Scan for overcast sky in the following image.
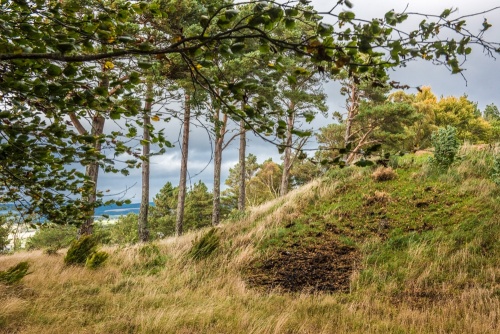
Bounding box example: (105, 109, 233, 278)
(99, 0, 500, 202)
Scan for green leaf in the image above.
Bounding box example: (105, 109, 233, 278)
(63, 64, 78, 77)
(137, 61, 153, 69)
(230, 42, 246, 54)
(354, 160, 374, 167)
(440, 9, 452, 18)
(224, 9, 239, 20)
(267, 7, 283, 21)
(285, 18, 295, 29)
(339, 11, 355, 21)
(129, 71, 141, 84)
(285, 8, 299, 17)
(95, 86, 108, 97)
(317, 23, 333, 37)
(46, 64, 63, 77)
(110, 110, 120, 120)
(56, 42, 74, 53)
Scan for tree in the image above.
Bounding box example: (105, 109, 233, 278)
(435, 95, 491, 143)
(273, 56, 327, 196)
(315, 123, 347, 169)
(150, 180, 212, 235)
(1, 0, 499, 226)
(175, 92, 192, 236)
(431, 126, 460, 169)
(184, 181, 213, 230)
(326, 76, 417, 164)
(246, 159, 282, 206)
(223, 154, 260, 210)
(484, 104, 500, 122)
(389, 86, 439, 151)
(138, 79, 154, 242)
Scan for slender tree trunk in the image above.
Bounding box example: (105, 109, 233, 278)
(138, 80, 153, 242)
(212, 110, 227, 226)
(238, 114, 246, 211)
(175, 92, 191, 236)
(79, 115, 105, 236)
(78, 66, 109, 236)
(280, 107, 295, 197)
(344, 78, 359, 159)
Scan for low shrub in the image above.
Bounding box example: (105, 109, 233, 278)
(430, 126, 460, 169)
(492, 155, 500, 186)
(0, 261, 30, 285)
(26, 224, 77, 251)
(188, 228, 220, 260)
(64, 235, 98, 266)
(85, 251, 109, 269)
(371, 167, 397, 182)
(0, 221, 9, 253)
(135, 244, 166, 275)
(107, 214, 138, 245)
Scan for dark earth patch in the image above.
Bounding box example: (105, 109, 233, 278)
(247, 234, 359, 293)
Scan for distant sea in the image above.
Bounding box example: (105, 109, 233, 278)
(94, 202, 154, 220)
(0, 202, 154, 221)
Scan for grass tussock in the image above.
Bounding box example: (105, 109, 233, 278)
(371, 166, 398, 182)
(1, 147, 500, 333)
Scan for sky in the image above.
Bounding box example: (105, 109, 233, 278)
(98, 0, 500, 203)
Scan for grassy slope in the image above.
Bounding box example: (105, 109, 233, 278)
(1, 146, 500, 334)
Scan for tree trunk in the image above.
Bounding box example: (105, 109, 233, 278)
(79, 114, 105, 236)
(344, 78, 359, 160)
(78, 66, 109, 236)
(280, 108, 294, 197)
(212, 110, 227, 226)
(138, 80, 153, 242)
(175, 92, 191, 236)
(238, 117, 246, 211)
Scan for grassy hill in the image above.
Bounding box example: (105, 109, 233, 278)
(1, 145, 500, 333)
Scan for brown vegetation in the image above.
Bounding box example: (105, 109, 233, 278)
(371, 166, 398, 182)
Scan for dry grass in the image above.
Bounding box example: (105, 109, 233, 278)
(371, 166, 398, 182)
(2, 223, 499, 333)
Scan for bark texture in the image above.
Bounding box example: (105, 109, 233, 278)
(280, 106, 295, 197)
(238, 119, 246, 211)
(175, 93, 191, 236)
(138, 80, 153, 242)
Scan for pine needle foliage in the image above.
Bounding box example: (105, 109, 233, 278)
(430, 126, 460, 169)
(0, 261, 30, 285)
(188, 228, 220, 260)
(85, 251, 109, 269)
(64, 235, 98, 266)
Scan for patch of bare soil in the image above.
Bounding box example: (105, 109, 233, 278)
(247, 234, 359, 293)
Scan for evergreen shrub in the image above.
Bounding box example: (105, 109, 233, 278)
(64, 235, 98, 265)
(430, 126, 460, 169)
(85, 251, 109, 269)
(0, 261, 30, 285)
(188, 228, 220, 260)
(492, 155, 500, 186)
